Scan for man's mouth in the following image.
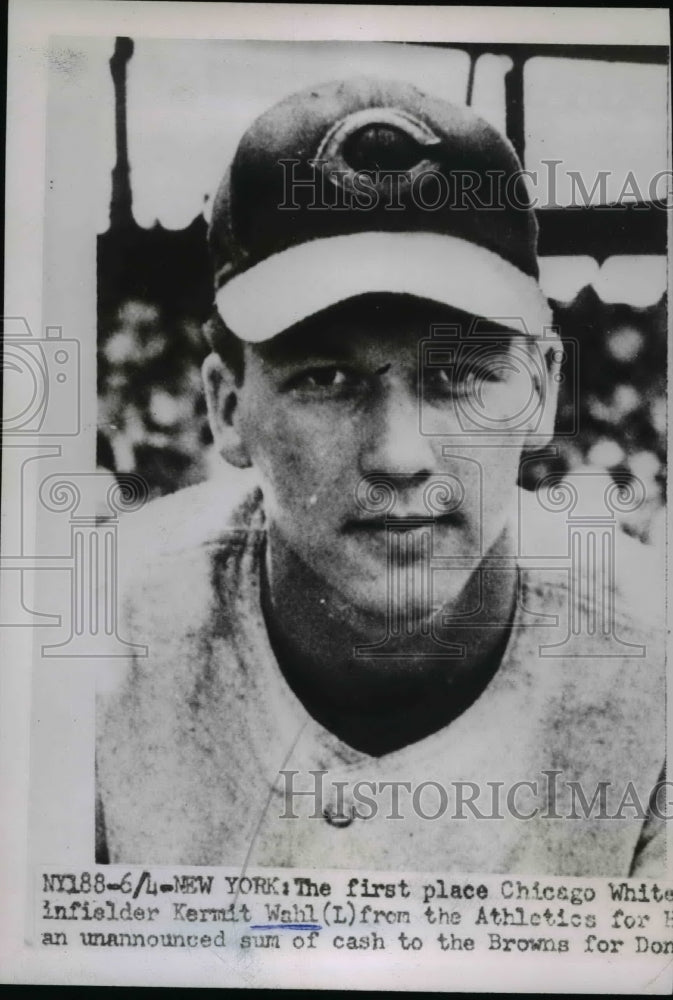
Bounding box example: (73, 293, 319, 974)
(345, 512, 461, 533)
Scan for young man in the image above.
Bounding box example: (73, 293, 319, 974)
(97, 77, 665, 874)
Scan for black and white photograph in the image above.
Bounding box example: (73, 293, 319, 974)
(1, 2, 671, 991)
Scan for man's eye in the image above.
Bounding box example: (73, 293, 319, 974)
(427, 351, 510, 395)
(285, 366, 364, 393)
(307, 367, 347, 388)
(428, 364, 497, 394)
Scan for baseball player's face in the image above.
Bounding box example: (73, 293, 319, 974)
(225, 297, 552, 618)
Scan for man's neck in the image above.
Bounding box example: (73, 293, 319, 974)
(261, 526, 519, 756)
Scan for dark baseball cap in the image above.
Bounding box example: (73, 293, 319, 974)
(208, 76, 552, 343)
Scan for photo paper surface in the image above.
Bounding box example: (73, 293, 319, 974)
(2, 2, 671, 990)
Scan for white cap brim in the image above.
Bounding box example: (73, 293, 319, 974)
(215, 231, 552, 342)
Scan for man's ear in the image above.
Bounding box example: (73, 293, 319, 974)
(523, 333, 563, 453)
(202, 352, 252, 469)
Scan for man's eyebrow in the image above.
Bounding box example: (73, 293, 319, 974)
(253, 310, 522, 367)
(430, 321, 519, 341)
(255, 329, 358, 366)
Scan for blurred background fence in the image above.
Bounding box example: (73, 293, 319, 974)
(97, 39, 668, 545)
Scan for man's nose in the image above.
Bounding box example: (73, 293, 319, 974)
(359, 383, 435, 478)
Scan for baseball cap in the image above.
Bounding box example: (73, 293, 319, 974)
(208, 76, 553, 343)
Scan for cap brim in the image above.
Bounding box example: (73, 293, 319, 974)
(215, 231, 552, 343)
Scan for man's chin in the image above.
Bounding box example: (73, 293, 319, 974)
(326, 570, 468, 628)
(276, 534, 471, 622)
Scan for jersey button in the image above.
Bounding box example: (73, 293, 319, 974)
(323, 800, 356, 827)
